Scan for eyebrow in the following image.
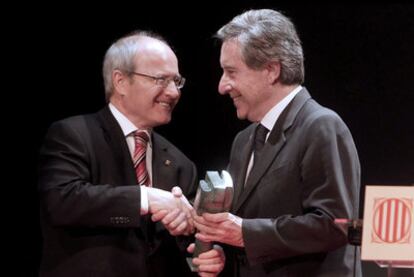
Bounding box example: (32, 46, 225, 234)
(223, 66, 237, 71)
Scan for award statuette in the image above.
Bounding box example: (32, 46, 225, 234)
(187, 170, 233, 271)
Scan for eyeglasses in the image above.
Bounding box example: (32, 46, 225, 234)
(128, 71, 186, 89)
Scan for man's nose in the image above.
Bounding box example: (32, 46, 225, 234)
(218, 75, 231, 95)
(164, 81, 181, 98)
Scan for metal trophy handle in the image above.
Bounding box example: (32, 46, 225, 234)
(187, 170, 233, 272)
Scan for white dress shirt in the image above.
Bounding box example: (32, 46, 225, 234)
(109, 103, 152, 214)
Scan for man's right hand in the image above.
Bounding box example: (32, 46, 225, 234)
(148, 186, 194, 235)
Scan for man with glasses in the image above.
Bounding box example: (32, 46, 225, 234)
(38, 31, 224, 277)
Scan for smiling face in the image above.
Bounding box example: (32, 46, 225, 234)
(111, 37, 181, 129)
(218, 39, 277, 122)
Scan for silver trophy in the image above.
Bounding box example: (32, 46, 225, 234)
(187, 170, 233, 271)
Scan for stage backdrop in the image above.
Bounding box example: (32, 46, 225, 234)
(22, 2, 413, 277)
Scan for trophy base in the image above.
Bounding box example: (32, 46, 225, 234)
(186, 257, 198, 272)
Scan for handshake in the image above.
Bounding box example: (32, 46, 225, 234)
(147, 171, 234, 275)
(148, 185, 196, 236)
(148, 171, 233, 237)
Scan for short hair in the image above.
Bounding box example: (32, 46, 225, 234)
(102, 30, 169, 102)
(216, 9, 304, 85)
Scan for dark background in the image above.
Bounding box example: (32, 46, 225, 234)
(22, 2, 414, 276)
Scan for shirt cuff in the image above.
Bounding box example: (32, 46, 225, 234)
(140, 186, 149, 215)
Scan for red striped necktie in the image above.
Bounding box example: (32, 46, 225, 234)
(133, 130, 151, 186)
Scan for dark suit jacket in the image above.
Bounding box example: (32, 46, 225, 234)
(38, 106, 197, 277)
(223, 88, 361, 277)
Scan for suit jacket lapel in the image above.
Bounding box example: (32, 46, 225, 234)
(234, 88, 311, 212)
(232, 127, 255, 210)
(151, 133, 176, 190)
(96, 106, 137, 186)
(149, 133, 183, 247)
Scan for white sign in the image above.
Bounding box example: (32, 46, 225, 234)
(361, 185, 414, 266)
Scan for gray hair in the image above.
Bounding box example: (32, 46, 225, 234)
(102, 31, 169, 102)
(216, 9, 304, 85)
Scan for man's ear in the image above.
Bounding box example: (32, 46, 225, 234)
(112, 69, 128, 96)
(265, 61, 281, 84)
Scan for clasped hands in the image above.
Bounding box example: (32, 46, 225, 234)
(148, 186, 195, 235)
(148, 186, 244, 247)
(148, 186, 232, 276)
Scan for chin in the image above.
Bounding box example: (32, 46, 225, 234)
(147, 116, 171, 128)
(236, 110, 247, 120)
(158, 116, 172, 126)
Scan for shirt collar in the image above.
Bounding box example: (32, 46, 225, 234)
(261, 85, 302, 131)
(108, 103, 151, 140)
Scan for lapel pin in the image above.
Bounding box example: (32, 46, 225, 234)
(164, 159, 171, 166)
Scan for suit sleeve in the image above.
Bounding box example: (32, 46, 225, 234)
(38, 120, 142, 228)
(242, 112, 360, 265)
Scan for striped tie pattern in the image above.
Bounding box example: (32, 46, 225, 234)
(133, 130, 150, 186)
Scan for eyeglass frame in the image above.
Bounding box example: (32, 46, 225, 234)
(127, 71, 186, 89)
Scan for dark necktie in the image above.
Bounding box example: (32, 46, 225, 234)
(254, 124, 269, 163)
(254, 124, 268, 151)
(243, 124, 269, 189)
